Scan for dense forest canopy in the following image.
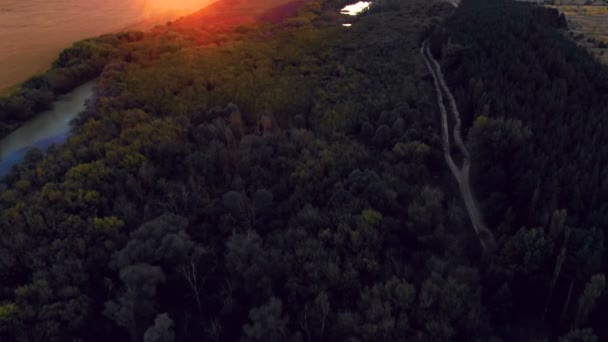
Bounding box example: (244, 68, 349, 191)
(434, 0, 608, 338)
(0, 0, 608, 340)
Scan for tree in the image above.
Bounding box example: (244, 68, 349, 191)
(305, 291, 330, 341)
(360, 122, 374, 142)
(575, 274, 605, 328)
(559, 328, 598, 342)
(357, 277, 416, 340)
(416, 260, 486, 340)
(113, 214, 193, 270)
(372, 125, 392, 148)
(407, 186, 444, 233)
(242, 297, 289, 342)
(225, 230, 276, 298)
(144, 313, 175, 342)
(223, 191, 254, 230)
(468, 116, 531, 162)
(105, 264, 166, 342)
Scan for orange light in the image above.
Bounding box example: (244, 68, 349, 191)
(138, 0, 212, 16)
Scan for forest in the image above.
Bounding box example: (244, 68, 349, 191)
(0, 0, 607, 340)
(433, 0, 608, 339)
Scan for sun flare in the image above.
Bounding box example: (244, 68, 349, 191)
(139, 0, 212, 15)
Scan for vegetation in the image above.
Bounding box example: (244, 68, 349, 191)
(557, 4, 608, 64)
(1, 0, 608, 340)
(0, 34, 133, 137)
(433, 0, 608, 338)
(0, 0, 305, 139)
(0, 0, 474, 340)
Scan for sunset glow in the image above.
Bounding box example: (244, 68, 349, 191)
(139, 0, 212, 16)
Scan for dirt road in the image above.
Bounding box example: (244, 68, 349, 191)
(421, 40, 497, 251)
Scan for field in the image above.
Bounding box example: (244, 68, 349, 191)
(555, 4, 608, 64)
(554, 0, 607, 4)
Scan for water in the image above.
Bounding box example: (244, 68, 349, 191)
(340, 1, 371, 16)
(341, 1, 371, 27)
(0, 81, 95, 175)
(0, 0, 210, 90)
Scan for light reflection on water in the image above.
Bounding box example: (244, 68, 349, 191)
(341, 1, 371, 27)
(340, 1, 371, 16)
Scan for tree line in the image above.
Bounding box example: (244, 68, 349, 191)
(0, 0, 605, 340)
(433, 0, 608, 339)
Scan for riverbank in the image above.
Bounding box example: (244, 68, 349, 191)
(0, 81, 95, 175)
(0, 0, 317, 145)
(0, 2, 219, 140)
(0, 11, 174, 92)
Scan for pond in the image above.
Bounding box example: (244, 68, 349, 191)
(0, 81, 95, 175)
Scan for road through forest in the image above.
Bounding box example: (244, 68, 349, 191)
(421, 40, 497, 251)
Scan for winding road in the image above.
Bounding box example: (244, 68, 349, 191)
(421, 40, 497, 252)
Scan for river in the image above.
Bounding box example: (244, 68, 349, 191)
(0, 0, 211, 91)
(0, 0, 361, 175)
(0, 81, 95, 175)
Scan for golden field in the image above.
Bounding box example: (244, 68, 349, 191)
(556, 5, 608, 64)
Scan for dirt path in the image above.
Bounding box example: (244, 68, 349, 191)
(421, 40, 497, 252)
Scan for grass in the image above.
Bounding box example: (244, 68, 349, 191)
(554, 0, 608, 5)
(554, 5, 608, 64)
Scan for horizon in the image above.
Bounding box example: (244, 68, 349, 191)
(0, 0, 216, 92)
(2, 0, 608, 340)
